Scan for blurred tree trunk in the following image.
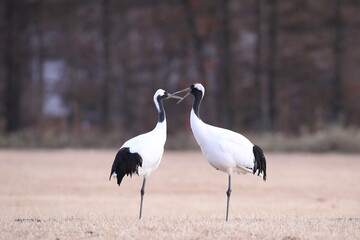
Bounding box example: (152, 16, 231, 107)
(219, 0, 235, 129)
(34, 0, 45, 133)
(101, 0, 111, 132)
(265, 0, 278, 131)
(332, 0, 343, 123)
(181, 0, 205, 78)
(118, 13, 137, 134)
(4, 0, 22, 133)
(181, 0, 216, 123)
(123, 79, 137, 134)
(64, 0, 80, 135)
(254, 0, 265, 130)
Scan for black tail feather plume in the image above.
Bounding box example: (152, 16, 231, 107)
(109, 147, 143, 186)
(253, 145, 267, 181)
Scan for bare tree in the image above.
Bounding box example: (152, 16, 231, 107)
(101, 0, 112, 132)
(254, 0, 265, 130)
(33, 0, 45, 132)
(219, 0, 235, 129)
(265, 0, 278, 131)
(332, 0, 343, 123)
(181, 0, 205, 78)
(4, 0, 22, 133)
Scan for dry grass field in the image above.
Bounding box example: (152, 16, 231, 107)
(0, 150, 359, 239)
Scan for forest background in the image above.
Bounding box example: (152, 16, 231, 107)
(1, 0, 359, 151)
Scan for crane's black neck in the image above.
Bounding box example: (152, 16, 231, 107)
(192, 89, 203, 119)
(156, 96, 166, 123)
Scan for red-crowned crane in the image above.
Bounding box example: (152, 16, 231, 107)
(109, 89, 181, 219)
(174, 83, 267, 221)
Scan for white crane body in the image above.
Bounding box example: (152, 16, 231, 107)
(191, 109, 254, 174)
(121, 121, 166, 177)
(174, 83, 266, 221)
(109, 89, 180, 219)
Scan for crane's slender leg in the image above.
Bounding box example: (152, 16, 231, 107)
(139, 177, 146, 219)
(226, 174, 232, 221)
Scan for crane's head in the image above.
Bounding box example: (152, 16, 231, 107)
(173, 83, 205, 104)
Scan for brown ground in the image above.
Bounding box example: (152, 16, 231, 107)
(0, 150, 359, 239)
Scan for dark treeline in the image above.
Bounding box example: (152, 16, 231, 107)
(0, 0, 359, 139)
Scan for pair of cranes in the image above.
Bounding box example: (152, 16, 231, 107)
(109, 83, 267, 221)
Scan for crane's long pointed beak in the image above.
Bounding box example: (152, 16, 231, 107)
(166, 93, 182, 100)
(172, 87, 190, 95)
(176, 91, 190, 104)
(171, 87, 192, 104)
